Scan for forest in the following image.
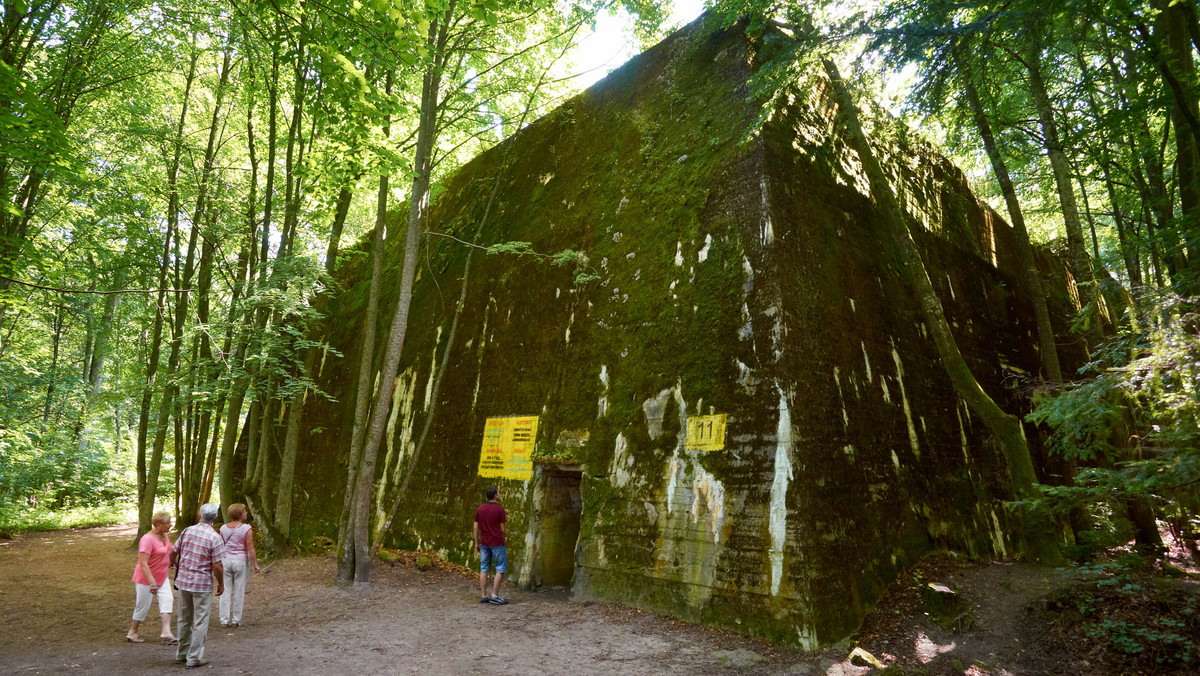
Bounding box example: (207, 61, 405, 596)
(1, 0, 1198, 668)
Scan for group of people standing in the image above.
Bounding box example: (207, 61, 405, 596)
(126, 503, 260, 669)
(124, 487, 507, 668)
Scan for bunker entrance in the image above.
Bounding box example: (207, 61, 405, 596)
(536, 467, 582, 587)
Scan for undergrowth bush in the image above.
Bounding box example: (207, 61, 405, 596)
(1028, 294, 1200, 546)
(1061, 557, 1199, 667)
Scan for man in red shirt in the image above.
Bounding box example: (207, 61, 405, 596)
(473, 486, 508, 604)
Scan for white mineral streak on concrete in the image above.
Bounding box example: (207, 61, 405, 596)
(665, 382, 688, 515)
(742, 256, 755, 292)
(861, 342, 873, 382)
(698, 234, 712, 262)
(735, 359, 753, 389)
(760, 177, 774, 246)
(610, 433, 631, 487)
(470, 307, 490, 414)
(956, 405, 969, 459)
(423, 326, 442, 410)
(946, 273, 956, 301)
(690, 465, 726, 543)
(767, 305, 784, 360)
(881, 377, 892, 404)
(565, 310, 574, 345)
(892, 348, 919, 458)
(665, 451, 682, 515)
(891, 449, 901, 468)
(849, 298, 856, 312)
(518, 473, 544, 583)
(383, 371, 410, 474)
(834, 367, 848, 428)
(644, 501, 657, 520)
(990, 509, 1008, 557)
(521, 528, 537, 581)
(769, 388, 793, 596)
(675, 241, 684, 266)
(739, 303, 754, 340)
(597, 365, 609, 418)
(643, 388, 673, 439)
(378, 370, 416, 520)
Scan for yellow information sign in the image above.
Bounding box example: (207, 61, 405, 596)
(477, 415, 538, 481)
(686, 414, 727, 452)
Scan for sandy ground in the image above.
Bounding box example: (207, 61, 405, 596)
(2, 523, 1191, 674)
(0, 524, 817, 675)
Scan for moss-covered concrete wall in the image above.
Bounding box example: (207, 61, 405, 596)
(290, 15, 1079, 647)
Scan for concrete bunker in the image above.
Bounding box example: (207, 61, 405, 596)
(290, 14, 1084, 647)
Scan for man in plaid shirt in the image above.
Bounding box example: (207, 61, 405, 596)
(170, 503, 225, 669)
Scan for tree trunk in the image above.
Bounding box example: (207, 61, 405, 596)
(960, 60, 1063, 382)
(1025, 30, 1105, 347)
(336, 178, 387, 584)
(346, 14, 457, 585)
(822, 59, 1061, 563)
(369, 57, 556, 556)
(135, 48, 197, 542)
(337, 71, 395, 585)
(1152, 0, 1200, 287)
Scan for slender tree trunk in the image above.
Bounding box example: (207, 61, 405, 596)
(76, 272, 123, 452)
(335, 188, 385, 584)
(181, 233, 216, 525)
(347, 13, 457, 585)
(960, 62, 1063, 382)
(823, 59, 1060, 562)
(368, 45, 566, 554)
(1025, 27, 1104, 346)
(135, 48, 197, 542)
(337, 72, 394, 585)
(1153, 0, 1200, 286)
(41, 302, 63, 429)
(219, 88, 260, 512)
(140, 43, 231, 537)
(277, 184, 352, 544)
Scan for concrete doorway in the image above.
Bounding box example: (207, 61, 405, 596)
(535, 467, 582, 587)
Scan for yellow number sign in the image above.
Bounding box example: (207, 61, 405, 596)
(477, 415, 538, 481)
(686, 414, 727, 452)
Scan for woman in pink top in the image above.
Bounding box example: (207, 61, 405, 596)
(127, 511, 175, 643)
(219, 503, 260, 627)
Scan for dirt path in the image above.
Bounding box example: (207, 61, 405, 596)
(0, 524, 816, 675)
(0, 524, 1176, 675)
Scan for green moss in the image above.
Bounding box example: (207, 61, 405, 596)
(289, 14, 1071, 651)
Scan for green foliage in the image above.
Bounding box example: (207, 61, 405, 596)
(485, 241, 601, 285)
(0, 426, 138, 512)
(1028, 296, 1200, 534)
(0, 503, 135, 534)
(1064, 557, 1199, 666)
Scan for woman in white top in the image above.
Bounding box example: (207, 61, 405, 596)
(219, 503, 261, 627)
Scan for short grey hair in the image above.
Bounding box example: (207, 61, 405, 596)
(199, 503, 220, 523)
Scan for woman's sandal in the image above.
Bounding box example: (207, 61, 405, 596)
(125, 634, 145, 643)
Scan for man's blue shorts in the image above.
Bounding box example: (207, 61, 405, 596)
(480, 545, 507, 574)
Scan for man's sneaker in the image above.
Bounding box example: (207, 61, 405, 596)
(488, 595, 509, 605)
(480, 596, 490, 604)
